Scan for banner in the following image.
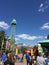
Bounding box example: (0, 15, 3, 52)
(31, 49, 33, 55)
(16, 48, 18, 55)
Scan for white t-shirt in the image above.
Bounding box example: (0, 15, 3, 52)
(37, 56, 45, 65)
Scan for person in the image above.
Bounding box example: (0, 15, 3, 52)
(20, 53, 23, 62)
(44, 54, 49, 65)
(33, 46, 38, 60)
(2, 52, 7, 62)
(37, 52, 45, 65)
(30, 54, 37, 65)
(47, 56, 49, 65)
(44, 54, 48, 65)
(7, 53, 15, 65)
(26, 53, 31, 65)
(0, 57, 4, 65)
(34, 60, 37, 65)
(4, 56, 13, 65)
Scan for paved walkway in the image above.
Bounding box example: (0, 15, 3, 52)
(15, 62, 26, 65)
(15, 58, 26, 65)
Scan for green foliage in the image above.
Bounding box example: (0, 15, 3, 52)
(9, 38, 15, 44)
(6, 49, 12, 53)
(18, 47, 26, 54)
(2, 48, 12, 53)
(0, 30, 9, 51)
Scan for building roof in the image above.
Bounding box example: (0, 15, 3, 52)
(38, 39, 49, 43)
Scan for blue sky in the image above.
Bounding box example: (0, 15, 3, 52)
(0, 0, 49, 46)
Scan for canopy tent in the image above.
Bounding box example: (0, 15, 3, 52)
(22, 46, 27, 48)
(38, 40, 49, 52)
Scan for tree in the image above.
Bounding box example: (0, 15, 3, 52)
(20, 46, 27, 54)
(0, 30, 6, 50)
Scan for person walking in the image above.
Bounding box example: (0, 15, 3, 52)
(30, 54, 37, 65)
(37, 53, 45, 65)
(26, 53, 31, 65)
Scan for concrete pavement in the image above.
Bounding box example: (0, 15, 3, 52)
(15, 58, 26, 65)
(15, 62, 26, 65)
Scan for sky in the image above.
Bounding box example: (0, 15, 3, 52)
(0, 0, 49, 46)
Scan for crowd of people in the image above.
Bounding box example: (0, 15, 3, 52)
(0, 46, 49, 65)
(0, 52, 16, 65)
(25, 49, 49, 65)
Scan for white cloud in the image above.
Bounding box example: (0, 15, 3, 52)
(38, 0, 49, 12)
(17, 34, 44, 40)
(44, 36, 47, 39)
(8, 37, 20, 42)
(0, 21, 9, 29)
(15, 38, 20, 41)
(8, 36, 20, 40)
(40, 3, 44, 8)
(41, 22, 49, 29)
(17, 34, 36, 40)
(38, 5, 48, 12)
